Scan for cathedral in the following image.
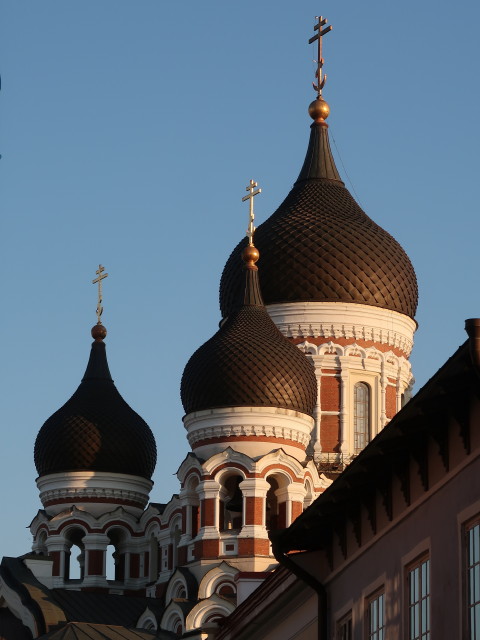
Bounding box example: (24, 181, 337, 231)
(1, 12, 478, 640)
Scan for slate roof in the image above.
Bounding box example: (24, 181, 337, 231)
(181, 256, 317, 416)
(220, 122, 418, 320)
(0, 557, 168, 640)
(37, 622, 175, 639)
(34, 338, 156, 479)
(50, 590, 164, 628)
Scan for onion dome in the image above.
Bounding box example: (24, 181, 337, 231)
(220, 97, 418, 320)
(34, 324, 157, 479)
(181, 243, 317, 416)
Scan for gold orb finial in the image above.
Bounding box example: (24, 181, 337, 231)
(242, 244, 260, 268)
(91, 323, 107, 341)
(308, 97, 330, 122)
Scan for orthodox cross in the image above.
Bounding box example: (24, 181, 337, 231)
(92, 264, 108, 324)
(308, 15, 332, 97)
(242, 179, 261, 246)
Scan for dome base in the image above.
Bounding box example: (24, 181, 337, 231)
(36, 471, 153, 517)
(267, 301, 416, 356)
(183, 406, 314, 461)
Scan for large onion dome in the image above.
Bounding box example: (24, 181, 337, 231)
(34, 325, 157, 480)
(181, 245, 317, 416)
(220, 98, 418, 320)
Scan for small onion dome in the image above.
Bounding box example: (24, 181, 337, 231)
(220, 108, 418, 320)
(34, 325, 157, 479)
(181, 246, 317, 416)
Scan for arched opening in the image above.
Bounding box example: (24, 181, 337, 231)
(36, 531, 48, 555)
(304, 479, 314, 510)
(186, 476, 200, 539)
(65, 528, 85, 580)
(107, 528, 126, 582)
(174, 583, 187, 599)
(265, 477, 280, 531)
(204, 612, 226, 628)
(172, 525, 181, 570)
(220, 475, 243, 531)
(217, 580, 237, 604)
(173, 617, 183, 638)
(354, 382, 370, 454)
(149, 533, 159, 582)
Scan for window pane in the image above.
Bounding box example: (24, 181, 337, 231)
(367, 591, 385, 640)
(467, 522, 480, 639)
(354, 383, 370, 454)
(408, 558, 430, 640)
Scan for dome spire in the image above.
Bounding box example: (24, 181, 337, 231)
(308, 15, 332, 123)
(91, 264, 108, 342)
(309, 15, 332, 99)
(241, 179, 263, 306)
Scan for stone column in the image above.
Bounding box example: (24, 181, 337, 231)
(338, 356, 350, 456)
(45, 537, 70, 587)
(380, 360, 387, 428)
(310, 354, 324, 463)
(238, 479, 270, 556)
(82, 533, 109, 587)
(196, 480, 221, 559)
(275, 484, 307, 528)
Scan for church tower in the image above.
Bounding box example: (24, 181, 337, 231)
(220, 16, 418, 472)
(31, 267, 158, 591)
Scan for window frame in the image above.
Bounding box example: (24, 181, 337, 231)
(406, 553, 430, 640)
(464, 515, 480, 639)
(353, 381, 371, 454)
(336, 610, 352, 640)
(365, 587, 385, 640)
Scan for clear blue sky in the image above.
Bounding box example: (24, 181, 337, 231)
(2, 2, 480, 558)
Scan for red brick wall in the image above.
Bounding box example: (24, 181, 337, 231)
(245, 497, 264, 526)
(386, 385, 397, 419)
(181, 506, 187, 534)
(291, 501, 303, 522)
(51, 551, 62, 577)
(238, 538, 270, 556)
(192, 505, 199, 537)
(321, 374, 340, 411)
(195, 539, 219, 558)
(321, 414, 341, 452)
(201, 498, 215, 527)
(87, 550, 104, 576)
(178, 546, 188, 566)
(130, 553, 140, 578)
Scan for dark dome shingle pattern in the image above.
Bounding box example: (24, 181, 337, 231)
(220, 123, 418, 319)
(34, 340, 157, 479)
(181, 305, 317, 416)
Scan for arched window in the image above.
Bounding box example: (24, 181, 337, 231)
(65, 528, 85, 580)
(354, 382, 370, 454)
(221, 476, 243, 531)
(265, 477, 280, 531)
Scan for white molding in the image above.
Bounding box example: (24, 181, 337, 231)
(36, 471, 153, 517)
(184, 406, 314, 462)
(267, 301, 416, 355)
(197, 561, 238, 600)
(185, 593, 236, 631)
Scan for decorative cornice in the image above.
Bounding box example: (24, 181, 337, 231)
(267, 302, 416, 356)
(188, 424, 311, 449)
(36, 471, 153, 516)
(41, 492, 147, 508)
